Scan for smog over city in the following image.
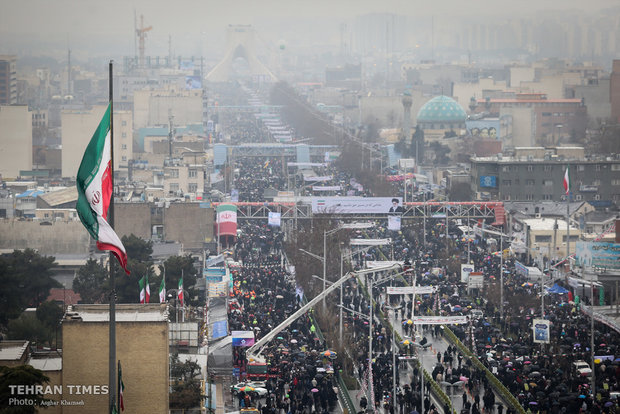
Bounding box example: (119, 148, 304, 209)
(1, 0, 620, 414)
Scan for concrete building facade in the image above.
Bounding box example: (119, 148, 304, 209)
(61, 304, 168, 414)
(0, 55, 17, 105)
(471, 148, 620, 204)
(133, 88, 203, 130)
(60, 105, 107, 178)
(0, 105, 32, 179)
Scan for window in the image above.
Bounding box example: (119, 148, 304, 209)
(594, 194, 601, 200)
(611, 164, 620, 171)
(503, 194, 511, 201)
(121, 156, 127, 161)
(542, 179, 553, 186)
(502, 166, 510, 172)
(502, 180, 511, 186)
(578, 165, 585, 171)
(121, 120, 127, 126)
(543, 194, 553, 200)
(526, 194, 534, 200)
(122, 132, 127, 138)
(535, 235, 552, 243)
(526, 179, 535, 186)
(575, 194, 582, 200)
(169, 169, 179, 178)
(543, 165, 552, 172)
(527, 165, 534, 172)
(612, 179, 620, 186)
(188, 183, 198, 192)
(595, 165, 601, 171)
(593, 179, 601, 186)
(121, 144, 127, 149)
(562, 235, 579, 242)
(170, 183, 179, 192)
(189, 169, 197, 178)
(542, 112, 552, 116)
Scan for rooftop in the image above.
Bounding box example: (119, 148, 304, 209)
(27, 356, 62, 371)
(0, 340, 29, 361)
(37, 187, 78, 207)
(521, 217, 579, 231)
(64, 304, 168, 323)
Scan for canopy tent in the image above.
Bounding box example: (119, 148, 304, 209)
(547, 284, 569, 295)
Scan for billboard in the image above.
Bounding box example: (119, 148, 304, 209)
(312, 197, 403, 214)
(466, 119, 500, 139)
(532, 319, 550, 344)
(575, 241, 620, 270)
(388, 215, 401, 231)
(185, 75, 202, 90)
(460, 264, 475, 283)
(232, 330, 255, 347)
(268, 212, 281, 227)
(387, 286, 435, 295)
(413, 316, 468, 325)
(479, 176, 497, 188)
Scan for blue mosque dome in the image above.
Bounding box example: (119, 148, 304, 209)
(416, 95, 467, 125)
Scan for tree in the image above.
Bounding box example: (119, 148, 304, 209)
(0, 249, 59, 326)
(112, 234, 154, 303)
(0, 365, 50, 413)
(35, 301, 63, 333)
(73, 258, 108, 303)
(169, 354, 203, 409)
(7, 313, 51, 346)
(158, 255, 199, 306)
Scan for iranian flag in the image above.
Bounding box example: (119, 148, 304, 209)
(139, 276, 146, 304)
(159, 277, 166, 303)
(178, 277, 184, 306)
(76, 104, 129, 274)
(215, 204, 237, 237)
(563, 166, 570, 195)
(145, 274, 150, 303)
(118, 363, 125, 412)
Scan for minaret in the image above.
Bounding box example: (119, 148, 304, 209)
(402, 90, 412, 142)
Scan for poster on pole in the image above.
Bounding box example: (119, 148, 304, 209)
(532, 319, 550, 344)
(387, 215, 401, 231)
(268, 212, 281, 227)
(461, 264, 475, 283)
(468, 272, 484, 289)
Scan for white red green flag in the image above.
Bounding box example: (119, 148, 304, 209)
(159, 277, 166, 303)
(563, 166, 570, 195)
(145, 274, 150, 303)
(215, 204, 237, 237)
(76, 103, 129, 274)
(118, 363, 125, 411)
(178, 277, 184, 306)
(139, 276, 146, 304)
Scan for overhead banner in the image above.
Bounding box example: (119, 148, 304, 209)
(232, 330, 255, 347)
(388, 215, 401, 231)
(208, 281, 228, 297)
(413, 316, 468, 325)
(287, 162, 326, 167)
(312, 197, 403, 214)
(304, 176, 333, 182)
(350, 238, 391, 246)
(461, 263, 475, 283)
(532, 319, 550, 344)
(387, 286, 436, 295)
(313, 186, 341, 191)
(210, 320, 228, 340)
(268, 212, 281, 227)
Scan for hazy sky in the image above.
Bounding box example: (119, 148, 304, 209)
(1, 0, 618, 59)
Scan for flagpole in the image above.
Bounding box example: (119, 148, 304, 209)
(108, 60, 117, 414)
(566, 164, 570, 259)
(117, 360, 121, 413)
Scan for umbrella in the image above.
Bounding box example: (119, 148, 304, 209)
(323, 350, 336, 358)
(276, 295, 284, 299)
(238, 386, 255, 392)
(401, 340, 411, 345)
(406, 319, 414, 325)
(311, 388, 319, 393)
(291, 339, 298, 344)
(605, 401, 614, 407)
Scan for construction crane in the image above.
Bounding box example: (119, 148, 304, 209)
(136, 14, 152, 68)
(245, 263, 402, 363)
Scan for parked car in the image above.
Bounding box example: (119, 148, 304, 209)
(231, 382, 268, 397)
(572, 360, 592, 377)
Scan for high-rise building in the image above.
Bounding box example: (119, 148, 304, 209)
(0, 105, 33, 179)
(610, 60, 620, 123)
(0, 55, 17, 105)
